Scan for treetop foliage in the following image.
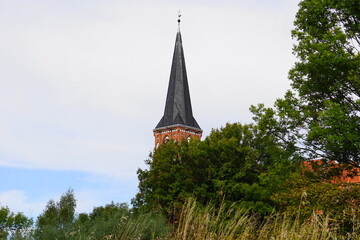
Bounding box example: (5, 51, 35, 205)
(133, 122, 301, 217)
(253, 0, 360, 167)
(0, 206, 32, 239)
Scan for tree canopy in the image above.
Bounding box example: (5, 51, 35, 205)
(292, 0, 360, 166)
(34, 189, 77, 240)
(253, 0, 360, 168)
(0, 206, 32, 239)
(133, 123, 300, 216)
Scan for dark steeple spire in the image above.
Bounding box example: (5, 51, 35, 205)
(155, 19, 201, 131)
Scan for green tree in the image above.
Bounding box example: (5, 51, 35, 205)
(74, 202, 132, 238)
(252, 0, 360, 170)
(133, 123, 300, 217)
(0, 206, 33, 239)
(291, 0, 360, 167)
(133, 140, 203, 216)
(33, 190, 169, 240)
(34, 189, 76, 239)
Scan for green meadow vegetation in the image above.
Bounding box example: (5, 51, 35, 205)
(1, 0, 359, 239)
(1, 191, 360, 239)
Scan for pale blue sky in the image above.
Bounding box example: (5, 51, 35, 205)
(0, 0, 299, 218)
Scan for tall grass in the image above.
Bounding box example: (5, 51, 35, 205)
(168, 198, 360, 240)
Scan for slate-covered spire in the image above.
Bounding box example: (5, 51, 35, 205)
(155, 23, 201, 130)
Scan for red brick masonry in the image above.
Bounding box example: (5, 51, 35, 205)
(304, 159, 360, 184)
(153, 126, 202, 148)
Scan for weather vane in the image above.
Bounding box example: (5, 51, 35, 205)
(178, 9, 182, 23)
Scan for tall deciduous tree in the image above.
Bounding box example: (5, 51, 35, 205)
(133, 123, 300, 216)
(35, 189, 76, 239)
(253, 0, 360, 168)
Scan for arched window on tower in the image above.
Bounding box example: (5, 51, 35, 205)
(164, 135, 170, 143)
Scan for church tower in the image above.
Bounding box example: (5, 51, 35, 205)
(153, 15, 202, 147)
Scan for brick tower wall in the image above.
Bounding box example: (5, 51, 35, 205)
(153, 126, 202, 148)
